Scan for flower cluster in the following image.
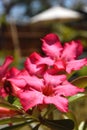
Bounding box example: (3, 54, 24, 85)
(0, 33, 87, 117)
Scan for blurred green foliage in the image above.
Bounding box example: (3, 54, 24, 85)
(52, 23, 87, 45)
(0, 14, 7, 25)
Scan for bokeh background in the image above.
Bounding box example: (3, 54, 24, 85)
(0, 0, 87, 125)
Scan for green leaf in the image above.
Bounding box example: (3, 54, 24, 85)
(0, 97, 21, 111)
(12, 98, 22, 108)
(0, 117, 29, 125)
(7, 95, 16, 104)
(71, 76, 87, 88)
(40, 117, 74, 130)
(68, 93, 86, 103)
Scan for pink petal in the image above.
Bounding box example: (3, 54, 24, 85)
(8, 78, 27, 89)
(41, 33, 63, 58)
(25, 56, 41, 75)
(0, 56, 13, 79)
(10, 83, 21, 96)
(24, 53, 40, 75)
(44, 95, 68, 112)
(66, 58, 87, 73)
(62, 40, 83, 61)
(8, 70, 28, 89)
(28, 52, 53, 65)
(15, 70, 44, 91)
(18, 90, 44, 111)
(26, 75, 44, 91)
(0, 87, 7, 97)
(25, 52, 53, 76)
(56, 80, 84, 97)
(38, 57, 54, 66)
(74, 40, 83, 57)
(54, 60, 66, 70)
(8, 70, 44, 91)
(6, 67, 20, 78)
(44, 73, 66, 86)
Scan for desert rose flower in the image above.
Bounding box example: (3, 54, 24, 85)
(7, 71, 84, 112)
(41, 33, 87, 74)
(2, 66, 27, 98)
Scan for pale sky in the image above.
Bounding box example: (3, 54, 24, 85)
(0, 0, 87, 24)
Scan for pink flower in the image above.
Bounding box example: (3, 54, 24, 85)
(41, 33, 87, 74)
(3, 67, 21, 96)
(8, 71, 84, 112)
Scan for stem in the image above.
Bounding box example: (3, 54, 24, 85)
(43, 105, 55, 118)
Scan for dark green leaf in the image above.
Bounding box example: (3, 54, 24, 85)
(7, 95, 15, 104)
(40, 117, 74, 130)
(65, 112, 78, 130)
(71, 76, 87, 88)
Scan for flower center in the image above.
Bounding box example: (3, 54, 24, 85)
(42, 85, 54, 96)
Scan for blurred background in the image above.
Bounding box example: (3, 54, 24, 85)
(0, 0, 87, 58)
(0, 0, 87, 72)
(0, 0, 87, 124)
